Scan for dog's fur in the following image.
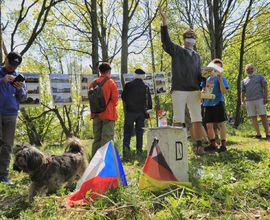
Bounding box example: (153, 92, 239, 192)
(13, 137, 87, 201)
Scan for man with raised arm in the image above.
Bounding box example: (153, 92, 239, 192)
(160, 8, 205, 155)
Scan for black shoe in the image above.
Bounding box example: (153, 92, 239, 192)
(265, 135, 270, 140)
(0, 176, 14, 185)
(204, 145, 217, 152)
(255, 135, 262, 139)
(218, 145, 227, 153)
(123, 148, 131, 159)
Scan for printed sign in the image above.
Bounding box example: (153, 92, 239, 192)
(123, 73, 135, 84)
(111, 74, 123, 98)
(50, 74, 72, 105)
(80, 74, 97, 102)
(20, 73, 40, 106)
(144, 73, 154, 95)
(154, 72, 166, 95)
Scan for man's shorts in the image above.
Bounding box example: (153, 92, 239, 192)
(172, 90, 202, 123)
(203, 102, 227, 123)
(246, 99, 266, 117)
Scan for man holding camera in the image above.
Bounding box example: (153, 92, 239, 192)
(0, 51, 27, 184)
(122, 69, 152, 158)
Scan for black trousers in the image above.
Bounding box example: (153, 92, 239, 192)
(123, 112, 145, 153)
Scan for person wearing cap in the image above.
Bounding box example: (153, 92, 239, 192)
(241, 64, 269, 139)
(201, 59, 229, 152)
(0, 51, 27, 184)
(88, 62, 118, 157)
(121, 69, 152, 158)
(159, 8, 205, 155)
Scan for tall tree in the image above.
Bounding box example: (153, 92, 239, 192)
(234, 0, 270, 127)
(85, 0, 99, 74)
(2, 0, 65, 145)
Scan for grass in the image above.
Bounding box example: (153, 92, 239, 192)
(0, 123, 269, 219)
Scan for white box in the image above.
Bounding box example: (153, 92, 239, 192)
(147, 126, 189, 182)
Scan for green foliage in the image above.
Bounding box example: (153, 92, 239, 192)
(1, 124, 270, 219)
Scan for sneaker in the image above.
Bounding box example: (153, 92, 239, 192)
(218, 145, 227, 153)
(204, 145, 217, 152)
(0, 176, 14, 185)
(265, 135, 270, 140)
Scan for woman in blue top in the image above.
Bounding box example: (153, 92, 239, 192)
(202, 59, 229, 152)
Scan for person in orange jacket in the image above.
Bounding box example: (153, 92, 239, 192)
(88, 63, 118, 157)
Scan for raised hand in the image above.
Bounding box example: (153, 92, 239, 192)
(159, 7, 167, 26)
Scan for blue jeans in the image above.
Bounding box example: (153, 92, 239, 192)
(123, 112, 145, 153)
(0, 114, 17, 177)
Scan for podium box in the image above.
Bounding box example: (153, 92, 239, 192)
(147, 126, 189, 182)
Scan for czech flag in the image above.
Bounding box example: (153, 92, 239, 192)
(139, 138, 190, 191)
(66, 140, 127, 206)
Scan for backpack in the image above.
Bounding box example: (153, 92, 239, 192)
(88, 78, 109, 113)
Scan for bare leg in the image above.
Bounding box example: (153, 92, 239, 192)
(260, 115, 269, 136)
(251, 116, 261, 136)
(201, 124, 209, 142)
(206, 123, 215, 140)
(188, 124, 208, 144)
(218, 122, 227, 140)
(192, 122, 205, 154)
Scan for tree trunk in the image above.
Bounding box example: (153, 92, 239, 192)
(20, 108, 42, 146)
(121, 0, 129, 83)
(89, 0, 99, 75)
(148, 1, 159, 126)
(99, 0, 109, 62)
(234, 0, 254, 128)
(54, 107, 73, 138)
(212, 0, 223, 59)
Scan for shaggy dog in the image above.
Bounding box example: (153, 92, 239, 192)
(13, 137, 87, 201)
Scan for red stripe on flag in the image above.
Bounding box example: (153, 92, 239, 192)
(143, 156, 177, 181)
(66, 176, 119, 206)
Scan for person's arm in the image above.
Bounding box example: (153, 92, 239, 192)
(1, 74, 14, 84)
(160, 7, 167, 26)
(121, 84, 127, 102)
(260, 75, 268, 104)
(217, 73, 228, 94)
(121, 84, 127, 112)
(160, 8, 177, 56)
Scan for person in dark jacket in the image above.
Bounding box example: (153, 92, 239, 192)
(160, 8, 205, 155)
(0, 51, 27, 184)
(122, 69, 152, 158)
